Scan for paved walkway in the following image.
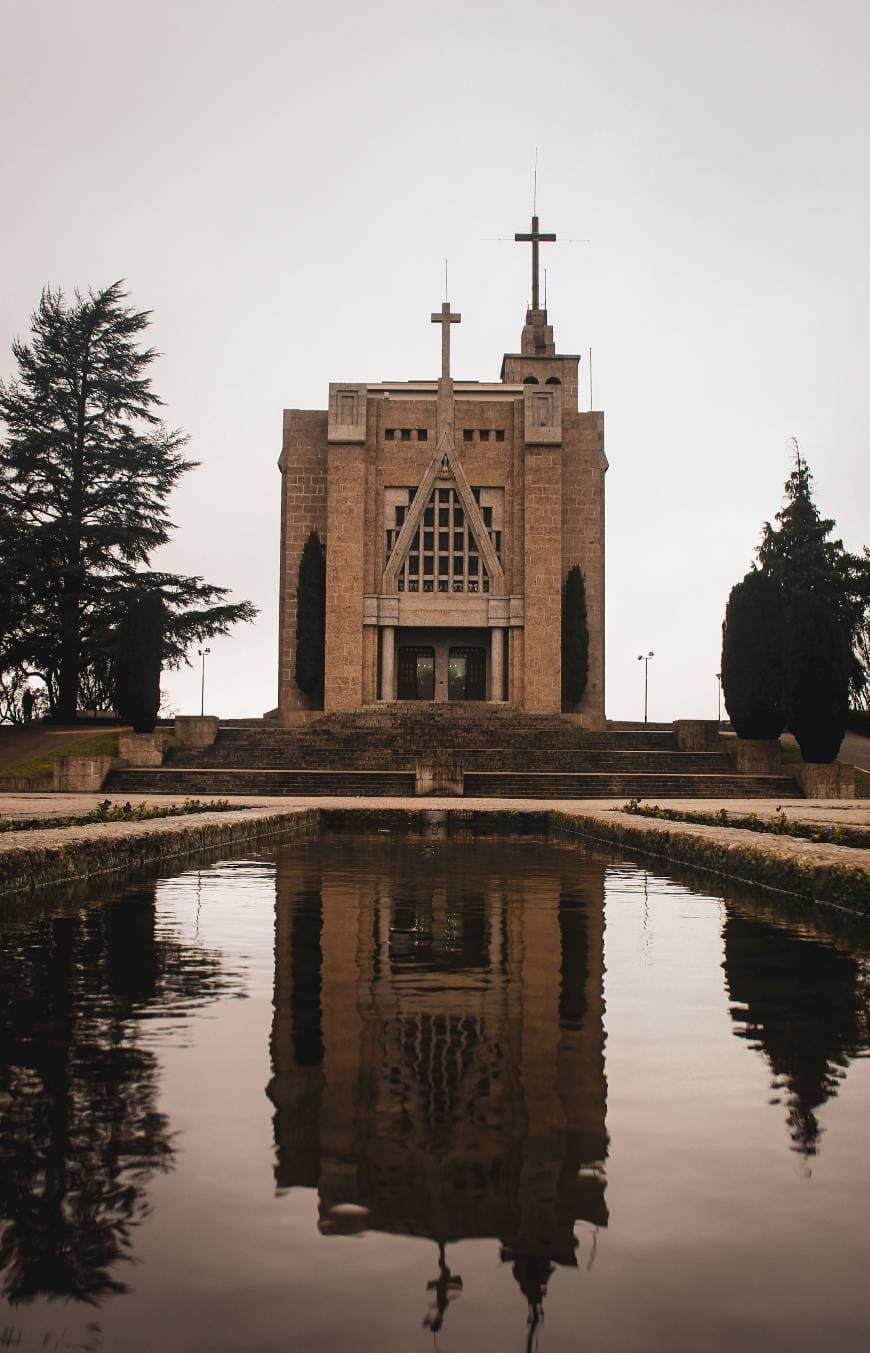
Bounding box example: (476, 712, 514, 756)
(3, 791, 870, 826)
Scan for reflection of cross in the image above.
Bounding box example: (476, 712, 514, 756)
(514, 214, 557, 311)
(431, 301, 461, 381)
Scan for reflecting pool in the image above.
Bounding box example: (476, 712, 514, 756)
(1, 831, 869, 1352)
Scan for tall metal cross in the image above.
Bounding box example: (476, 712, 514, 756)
(514, 214, 556, 311)
(431, 301, 461, 381)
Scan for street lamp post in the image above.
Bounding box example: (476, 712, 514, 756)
(637, 651, 654, 724)
(198, 647, 211, 717)
(716, 671, 723, 724)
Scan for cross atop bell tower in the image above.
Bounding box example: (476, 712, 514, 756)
(514, 214, 556, 313)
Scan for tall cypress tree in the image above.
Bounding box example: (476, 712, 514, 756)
(561, 565, 589, 710)
(758, 444, 869, 705)
(721, 570, 785, 739)
(114, 591, 165, 733)
(0, 283, 256, 720)
(784, 591, 850, 763)
(295, 531, 326, 704)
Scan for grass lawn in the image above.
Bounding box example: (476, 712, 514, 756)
(0, 731, 120, 780)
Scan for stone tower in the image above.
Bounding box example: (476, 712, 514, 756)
(277, 215, 607, 722)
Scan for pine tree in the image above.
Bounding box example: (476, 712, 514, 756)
(0, 283, 256, 719)
(295, 531, 326, 703)
(758, 442, 869, 705)
(561, 565, 589, 710)
(784, 591, 850, 763)
(721, 570, 786, 739)
(114, 591, 165, 732)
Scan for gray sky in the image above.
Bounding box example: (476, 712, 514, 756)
(2, 0, 868, 721)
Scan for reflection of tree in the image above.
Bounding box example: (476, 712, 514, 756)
(0, 886, 238, 1303)
(724, 912, 870, 1155)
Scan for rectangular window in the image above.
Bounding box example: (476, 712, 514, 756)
(468, 555, 479, 576)
(408, 579, 419, 592)
(424, 508, 434, 527)
(397, 577, 405, 591)
(400, 428, 412, 441)
(438, 556, 449, 575)
(493, 531, 502, 555)
(409, 554, 420, 573)
(396, 505, 406, 526)
(439, 507, 449, 526)
(468, 581, 479, 592)
(463, 429, 473, 442)
(495, 429, 505, 442)
(438, 579, 449, 592)
(417, 429, 428, 441)
(479, 429, 490, 442)
(385, 428, 395, 441)
(483, 506, 493, 528)
(453, 531, 464, 552)
(423, 580, 433, 592)
(424, 530, 434, 550)
(438, 531, 449, 551)
(424, 555, 434, 575)
(452, 580, 464, 592)
(454, 507, 464, 527)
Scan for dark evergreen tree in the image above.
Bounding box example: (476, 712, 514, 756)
(758, 443, 869, 705)
(114, 591, 165, 732)
(784, 590, 850, 763)
(721, 570, 785, 739)
(561, 565, 589, 710)
(0, 283, 256, 721)
(294, 531, 326, 704)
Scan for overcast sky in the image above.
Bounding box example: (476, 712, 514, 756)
(2, 0, 868, 722)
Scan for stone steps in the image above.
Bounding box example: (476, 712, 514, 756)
(105, 769, 417, 797)
(105, 767, 801, 801)
(167, 745, 732, 773)
(464, 772, 801, 799)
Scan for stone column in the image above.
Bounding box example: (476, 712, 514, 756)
(380, 625, 396, 701)
(490, 626, 505, 702)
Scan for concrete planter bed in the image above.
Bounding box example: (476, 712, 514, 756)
(0, 807, 318, 898)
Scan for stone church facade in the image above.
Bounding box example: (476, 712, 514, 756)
(277, 219, 607, 723)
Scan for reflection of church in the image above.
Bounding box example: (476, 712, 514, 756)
(268, 835, 608, 1319)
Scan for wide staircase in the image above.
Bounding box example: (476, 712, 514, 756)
(105, 707, 802, 800)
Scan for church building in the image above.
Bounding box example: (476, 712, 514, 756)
(277, 218, 607, 723)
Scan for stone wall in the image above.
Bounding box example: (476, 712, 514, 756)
(278, 410, 328, 721)
(324, 443, 366, 711)
(523, 446, 563, 712)
(561, 411, 606, 725)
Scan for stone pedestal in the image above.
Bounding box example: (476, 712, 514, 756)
(415, 757, 464, 796)
(791, 763, 856, 799)
(673, 719, 721, 752)
(53, 755, 116, 792)
(724, 738, 782, 773)
(118, 730, 172, 767)
(174, 716, 220, 750)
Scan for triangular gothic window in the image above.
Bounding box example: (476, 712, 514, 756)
(387, 485, 500, 594)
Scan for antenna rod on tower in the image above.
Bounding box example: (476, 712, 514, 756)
(533, 146, 538, 214)
(444, 257, 448, 303)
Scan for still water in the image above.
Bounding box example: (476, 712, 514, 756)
(1, 831, 869, 1353)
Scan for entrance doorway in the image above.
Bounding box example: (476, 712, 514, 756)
(397, 647, 435, 701)
(448, 647, 486, 701)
